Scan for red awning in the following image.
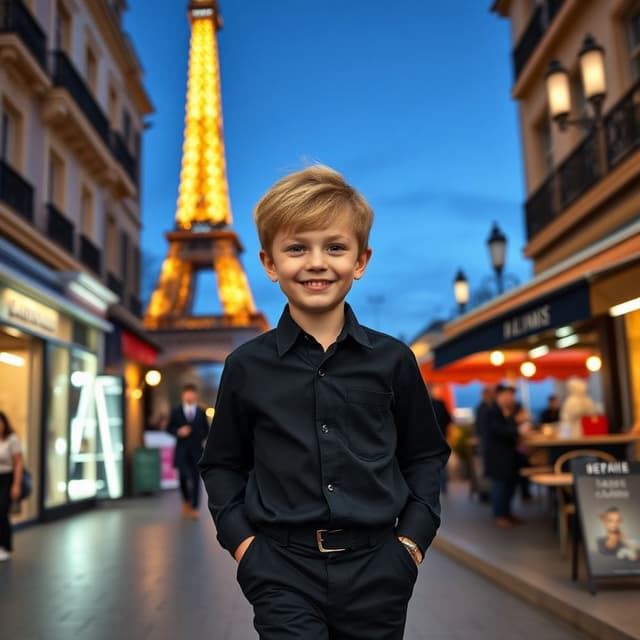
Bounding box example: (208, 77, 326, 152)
(420, 349, 593, 385)
(122, 329, 158, 366)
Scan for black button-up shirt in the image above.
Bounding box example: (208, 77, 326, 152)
(199, 304, 450, 556)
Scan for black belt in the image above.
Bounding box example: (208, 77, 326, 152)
(258, 523, 394, 553)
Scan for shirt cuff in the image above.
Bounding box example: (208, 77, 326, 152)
(216, 506, 256, 557)
(396, 500, 440, 554)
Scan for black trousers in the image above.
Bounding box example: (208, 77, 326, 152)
(0, 472, 13, 551)
(237, 528, 418, 639)
(178, 462, 201, 508)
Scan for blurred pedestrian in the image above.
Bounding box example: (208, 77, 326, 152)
(167, 384, 209, 519)
(0, 411, 24, 561)
(539, 395, 560, 424)
(430, 385, 454, 494)
(484, 384, 520, 528)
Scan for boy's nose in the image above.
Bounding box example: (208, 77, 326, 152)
(306, 248, 327, 270)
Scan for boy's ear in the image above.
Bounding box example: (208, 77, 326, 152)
(259, 249, 279, 282)
(353, 247, 372, 280)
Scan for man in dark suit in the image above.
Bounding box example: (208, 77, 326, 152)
(484, 384, 520, 528)
(167, 383, 209, 519)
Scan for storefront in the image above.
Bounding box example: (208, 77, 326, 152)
(427, 224, 640, 433)
(0, 239, 122, 522)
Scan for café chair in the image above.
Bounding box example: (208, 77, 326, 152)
(553, 449, 615, 557)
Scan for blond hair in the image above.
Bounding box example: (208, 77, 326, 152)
(254, 165, 374, 255)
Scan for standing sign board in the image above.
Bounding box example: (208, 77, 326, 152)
(573, 460, 640, 592)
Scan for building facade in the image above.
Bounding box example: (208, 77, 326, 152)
(0, 0, 155, 521)
(428, 0, 640, 432)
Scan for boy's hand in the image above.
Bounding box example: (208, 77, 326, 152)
(234, 536, 256, 563)
(177, 425, 192, 437)
(398, 536, 423, 566)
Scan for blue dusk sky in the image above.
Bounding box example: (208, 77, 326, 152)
(124, 0, 531, 343)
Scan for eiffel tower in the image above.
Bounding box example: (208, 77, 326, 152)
(144, 0, 268, 365)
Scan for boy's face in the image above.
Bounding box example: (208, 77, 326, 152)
(602, 511, 622, 534)
(260, 213, 371, 321)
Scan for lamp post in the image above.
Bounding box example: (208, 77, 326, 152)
(487, 222, 507, 295)
(545, 34, 607, 171)
(453, 269, 469, 315)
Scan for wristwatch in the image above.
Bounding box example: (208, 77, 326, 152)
(398, 537, 422, 565)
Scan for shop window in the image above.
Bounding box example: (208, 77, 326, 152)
(85, 46, 98, 95)
(68, 350, 98, 502)
(48, 149, 66, 209)
(1, 101, 23, 170)
(55, 1, 72, 53)
(628, 4, 640, 82)
(45, 345, 70, 508)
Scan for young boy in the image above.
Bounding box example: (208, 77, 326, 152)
(199, 165, 450, 639)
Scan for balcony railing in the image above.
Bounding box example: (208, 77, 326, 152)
(50, 50, 110, 146)
(525, 78, 640, 241)
(107, 272, 123, 298)
(513, 0, 565, 80)
(79, 234, 101, 274)
(604, 82, 640, 169)
(558, 131, 601, 210)
(46, 203, 74, 253)
(0, 159, 33, 223)
(110, 131, 138, 185)
(0, 0, 47, 70)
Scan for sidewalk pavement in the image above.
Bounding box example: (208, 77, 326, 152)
(0, 490, 589, 640)
(434, 482, 640, 640)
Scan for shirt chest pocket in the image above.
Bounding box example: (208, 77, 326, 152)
(344, 388, 395, 461)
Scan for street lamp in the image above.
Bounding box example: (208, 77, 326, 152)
(453, 269, 469, 315)
(487, 222, 507, 294)
(545, 34, 606, 131)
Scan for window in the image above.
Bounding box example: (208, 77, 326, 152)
(535, 113, 554, 177)
(120, 230, 129, 286)
(131, 245, 140, 297)
(122, 108, 131, 146)
(628, 4, 640, 81)
(80, 186, 94, 238)
(1, 101, 22, 169)
(55, 1, 71, 53)
(106, 215, 118, 274)
(108, 85, 118, 129)
(48, 150, 65, 209)
(85, 46, 98, 94)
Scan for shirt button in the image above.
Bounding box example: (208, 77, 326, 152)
(327, 483, 335, 492)
(318, 368, 326, 377)
(321, 424, 329, 434)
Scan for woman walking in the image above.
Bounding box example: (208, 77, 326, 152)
(0, 411, 24, 561)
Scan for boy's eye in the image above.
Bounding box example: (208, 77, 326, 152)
(285, 244, 305, 254)
(328, 244, 347, 253)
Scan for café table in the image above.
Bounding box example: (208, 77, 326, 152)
(529, 472, 573, 487)
(521, 432, 640, 464)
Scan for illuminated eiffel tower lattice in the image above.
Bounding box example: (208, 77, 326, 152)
(144, 1, 268, 364)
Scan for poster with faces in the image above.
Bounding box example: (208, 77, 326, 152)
(574, 461, 640, 578)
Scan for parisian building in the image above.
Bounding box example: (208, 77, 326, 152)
(0, 0, 156, 521)
(419, 0, 640, 431)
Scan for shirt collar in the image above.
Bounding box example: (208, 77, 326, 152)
(276, 303, 372, 357)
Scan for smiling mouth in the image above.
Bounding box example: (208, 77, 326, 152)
(300, 279, 334, 290)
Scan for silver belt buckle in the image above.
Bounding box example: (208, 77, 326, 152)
(316, 528, 346, 553)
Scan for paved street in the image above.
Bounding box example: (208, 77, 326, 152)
(0, 492, 589, 640)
